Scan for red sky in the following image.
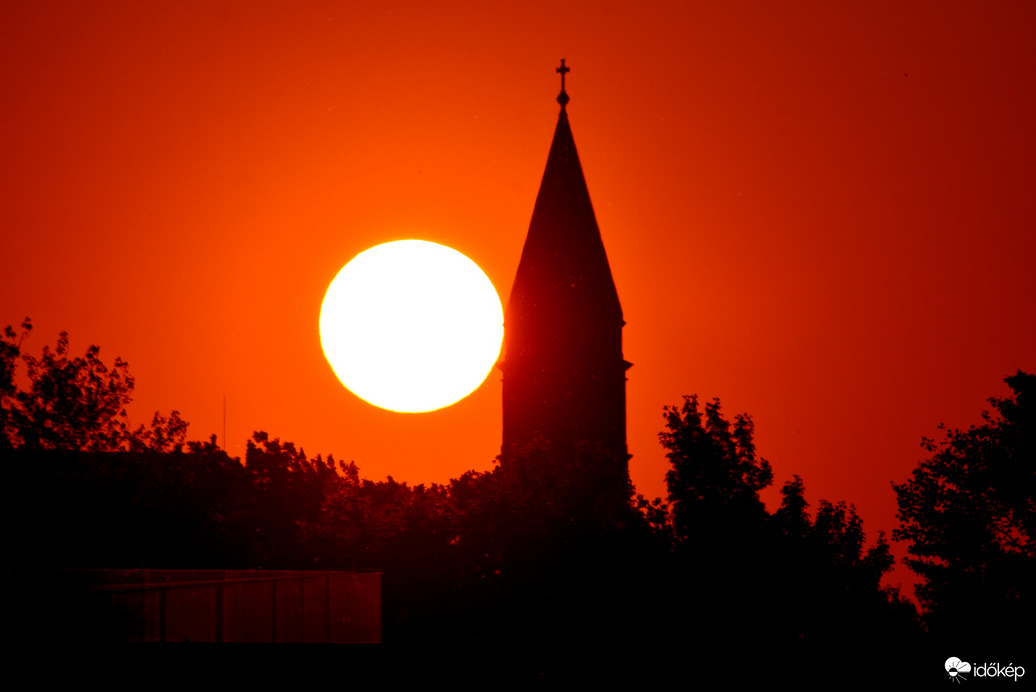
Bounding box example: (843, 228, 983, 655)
(3, 1, 1034, 594)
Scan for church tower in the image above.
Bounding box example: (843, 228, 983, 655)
(501, 61, 630, 483)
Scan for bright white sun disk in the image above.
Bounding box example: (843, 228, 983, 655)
(319, 240, 503, 413)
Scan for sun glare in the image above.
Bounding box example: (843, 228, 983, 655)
(319, 240, 504, 413)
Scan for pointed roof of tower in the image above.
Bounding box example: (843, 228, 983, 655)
(507, 62, 623, 328)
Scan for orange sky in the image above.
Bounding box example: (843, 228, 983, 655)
(3, 1, 1035, 594)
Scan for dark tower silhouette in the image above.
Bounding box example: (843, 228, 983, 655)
(501, 61, 631, 491)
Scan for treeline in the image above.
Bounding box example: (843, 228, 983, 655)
(4, 320, 1031, 675)
(3, 432, 919, 655)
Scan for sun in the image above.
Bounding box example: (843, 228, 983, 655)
(319, 240, 504, 413)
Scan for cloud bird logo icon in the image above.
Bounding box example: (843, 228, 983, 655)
(945, 657, 972, 683)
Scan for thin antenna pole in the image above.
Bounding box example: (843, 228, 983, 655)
(223, 394, 227, 451)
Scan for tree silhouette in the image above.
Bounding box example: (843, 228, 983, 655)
(893, 371, 1035, 636)
(772, 475, 910, 646)
(16, 329, 135, 451)
(659, 395, 917, 655)
(661, 395, 772, 545)
(0, 318, 32, 448)
(1, 319, 186, 452)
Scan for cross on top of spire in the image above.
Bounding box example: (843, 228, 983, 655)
(556, 59, 570, 109)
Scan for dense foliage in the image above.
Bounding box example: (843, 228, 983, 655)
(4, 321, 930, 663)
(1, 318, 186, 452)
(893, 371, 1035, 636)
(658, 396, 917, 652)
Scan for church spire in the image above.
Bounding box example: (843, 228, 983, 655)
(508, 62, 622, 331)
(501, 63, 629, 484)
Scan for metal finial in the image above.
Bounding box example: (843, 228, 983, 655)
(556, 59, 570, 108)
